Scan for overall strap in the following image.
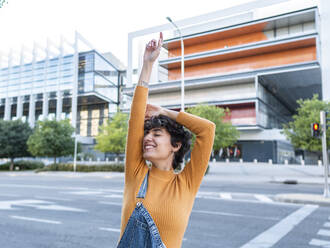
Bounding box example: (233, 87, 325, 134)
(136, 170, 149, 199)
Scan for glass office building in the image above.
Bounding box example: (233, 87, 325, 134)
(0, 46, 125, 152)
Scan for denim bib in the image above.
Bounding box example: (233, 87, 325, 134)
(117, 171, 167, 248)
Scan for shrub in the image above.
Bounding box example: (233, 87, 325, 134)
(0, 160, 45, 171)
(35, 163, 125, 173)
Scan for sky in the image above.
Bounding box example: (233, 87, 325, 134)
(0, 0, 317, 66)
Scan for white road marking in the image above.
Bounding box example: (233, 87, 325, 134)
(309, 238, 330, 247)
(61, 191, 104, 195)
(10, 215, 62, 225)
(196, 195, 303, 207)
(324, 222, 330, 228)
(239, 204, 318, 248)
(220, 193, 232, 199)
(103, 194, 123, 198)
(34, 196, 72, 201)
(99, 201, 122, 206)
(254, 194, 273, 203)
(192, 210, 279, 221)
(318, 229, 330, 237)
(99, 227, 120, 232)
(0, 199, 86, 212)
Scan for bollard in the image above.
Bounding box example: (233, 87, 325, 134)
(253, 159, 258, 164)
(212, 158, 216, 163)
(268, 159, 272, 165)
(239, 158, 243, 163)
(106, 157, 109, 162)
(15, 166, 19, 171)
(226, 158, 229, 163)
(284, 159, 288, 165)
(115, 157, 118, 162)
(89, 158, 92, 162)
(301, 160, 305, 166)
(318, 160, 323, 166)
(97, 157, 100, 162)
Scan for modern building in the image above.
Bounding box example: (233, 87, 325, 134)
(0, 32, 126, 157)
(124, 0, 329, 164)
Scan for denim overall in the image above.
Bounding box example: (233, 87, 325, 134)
(117, 171, 167, 248)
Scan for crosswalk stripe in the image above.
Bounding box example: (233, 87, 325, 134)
(254, 194, 273, 203)
(240, 205, 318, 248)
(10, 215, 62, 224)
(318, 229, 330, 237)
(309, 238, 330, 247)
(220, 193, 232, 199)
(99, 227, 120, 232)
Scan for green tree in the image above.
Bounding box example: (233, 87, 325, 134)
(186, 104, 239, 152)
(282, 94, 330, 153)
(27, 119, 75, 164)
(95, 112, 129, 160)
(0, 120, 32, 171)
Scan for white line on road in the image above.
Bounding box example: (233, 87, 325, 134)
(34, 196, 72, 201)
(254, 194, 273, 203)
(99, 227, 120, 232)
(309, 238, 330, 247)
(10, 215, 62, 224)
(324, 222, 330, 228)
(318, 229, 330, 237)
(103, 194, 123, 198)
(192, 210, 279, 221)
(99, 201, 122, 206)
(220, 193, 232, 199)
(239, 204, 318, 248)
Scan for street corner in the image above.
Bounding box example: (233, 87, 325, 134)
(275, 193, 330, 207)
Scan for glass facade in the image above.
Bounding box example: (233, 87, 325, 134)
(0, 50, 124, 138)
(257, 83, 292, 129)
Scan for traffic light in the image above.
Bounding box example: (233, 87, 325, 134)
(311, 123, 321, 137)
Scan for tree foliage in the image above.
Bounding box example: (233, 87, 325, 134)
(186, 104, 239, 151)
(282, 94, 330, 152)
(0, 120, 32, 171)
(95, 112, 129, 156)
(27, 119, 75, 164)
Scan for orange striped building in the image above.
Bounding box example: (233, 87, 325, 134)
(125, 4, 324, 164)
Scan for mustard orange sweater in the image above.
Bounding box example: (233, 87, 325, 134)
(118, 86, 215, 248)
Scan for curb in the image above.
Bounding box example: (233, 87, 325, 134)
(275, 193, 330, 207)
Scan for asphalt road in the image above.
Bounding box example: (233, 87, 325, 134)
(0, 171, 329, 248)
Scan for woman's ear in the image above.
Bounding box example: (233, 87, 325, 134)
(173, 142, 182, 153)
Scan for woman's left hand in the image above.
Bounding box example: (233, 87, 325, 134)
(145, 104, 164, 119)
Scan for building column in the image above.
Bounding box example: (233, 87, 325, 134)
(16, 96, 23, 119)
(56, 91, 63, 121)
(28, 94, 36, 128)
(4, 97, 11, 120)
(320, 0, 330, 101)
(42, 93, 49, 120)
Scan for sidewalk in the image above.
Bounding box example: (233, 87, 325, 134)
(208, 162, 330, 206)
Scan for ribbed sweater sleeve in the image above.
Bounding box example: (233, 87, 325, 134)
(125, 85, 148, 181)
(176, 111, 215, 194)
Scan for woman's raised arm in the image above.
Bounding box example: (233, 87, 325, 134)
(125, 33, 163, 180)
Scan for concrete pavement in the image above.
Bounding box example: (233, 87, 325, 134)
(208, 162, 330, 206)
(2, 161, 330, 206)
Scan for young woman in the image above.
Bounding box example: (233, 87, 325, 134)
(117, 33, 215, 248)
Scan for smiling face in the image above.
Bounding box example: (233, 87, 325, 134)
(143, 127, 180, 166)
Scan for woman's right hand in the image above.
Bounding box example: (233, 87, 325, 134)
(143, 32, 163, 65)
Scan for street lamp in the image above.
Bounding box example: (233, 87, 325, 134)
(166, 17, 185, 111)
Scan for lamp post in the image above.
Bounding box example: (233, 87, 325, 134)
(166, 17, 185, 111)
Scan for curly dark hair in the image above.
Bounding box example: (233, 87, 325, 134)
(144, 115, 192, 170)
